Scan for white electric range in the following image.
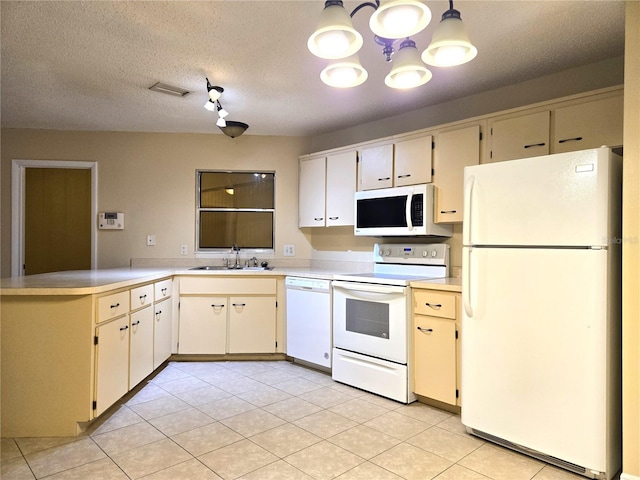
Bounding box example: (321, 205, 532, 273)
(331, 243, 450, 403)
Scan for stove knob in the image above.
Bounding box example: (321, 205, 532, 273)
(385, 249, 391, 256)
(378, 248, 384, 256)
(431, 250, 438, 257)
(422, 250, 428, 257)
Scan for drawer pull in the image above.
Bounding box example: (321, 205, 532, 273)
(119, 325, 129, 331)
(110, 303, 120, 309)
(139, 294, 147, 301)
(161, 288, 168, 295)
(131, 320, 140, 326)
(417, 326, 433, 333)
(440, 210, 457, 214)
(314, 217, 324, 221)
(397, 174, 411, 178)
(558, 136, 583, 144)
(524, 142, 546, 149)
(329, 216, 339, 220)
(378, 177, 391, 181)
(425, 302, 442, 308)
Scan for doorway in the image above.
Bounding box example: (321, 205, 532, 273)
(11, 160, 97, 276)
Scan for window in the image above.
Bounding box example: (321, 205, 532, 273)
(197, 171, 275, 251)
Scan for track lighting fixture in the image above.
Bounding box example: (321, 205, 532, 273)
(308, 0, 476, 89)
(203, 79, 249, 137)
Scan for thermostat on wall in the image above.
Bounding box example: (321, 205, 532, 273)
(99, 212, 124, 230)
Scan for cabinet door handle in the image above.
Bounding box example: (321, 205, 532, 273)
(417, 326, 433, 333)
(425, 303, 442, 308)
(155, 310, 162, 317)
(440, 210, 457, 214)
(232, 303, 246, 307)
(131, 320, 140, 326)
(558, 136, 583, 144)
(397, 174, 411, 178)
(314, 217, 324, 221)
(211, 304, 225, 308)
(524, 142, 546, 149)
(119, 325, 129, 331)
(378, 177, 391, 181)
(110, 303, 120, 309)
(328, 216, 339, 220)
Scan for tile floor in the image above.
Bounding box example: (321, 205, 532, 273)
(2, 360, 589, 480)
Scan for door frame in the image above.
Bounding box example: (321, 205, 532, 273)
(11, 159, 98, 276)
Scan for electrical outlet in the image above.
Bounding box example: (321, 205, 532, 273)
(146, 235, 156, 246)
(283, 244, 295, 256)
(180, 244, 188, 255)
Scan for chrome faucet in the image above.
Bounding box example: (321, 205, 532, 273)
(231, 244, 241, 268)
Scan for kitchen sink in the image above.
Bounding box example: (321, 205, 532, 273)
(189, 266, 273, 271)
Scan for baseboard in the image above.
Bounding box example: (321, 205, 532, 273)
(620, 473, 640, 480)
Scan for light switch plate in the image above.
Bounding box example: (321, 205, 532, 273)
(283, 244, 295, 256)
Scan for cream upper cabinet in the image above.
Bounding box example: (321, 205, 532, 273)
(433, 125, 480, 223)
(488, 110, 550, 163)
(326, 151, 357, 226)
(552, 94, 624, 154)
(298, 156, 326, 227)
(359, 136, 432, 191)
(299, 151, 356, 227)
(359, 142, 394, 190)
(394, 135, 433, 186)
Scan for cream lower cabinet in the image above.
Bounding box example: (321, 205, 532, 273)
(95, 313, 130, 416)
(412, 288, 461, 406)
(178, 296, 228, 354)
(228, 296, 277, 353)
(178, 276, 277, 354)
(153, 279, 173, 368)
(129, 307, 154, 389)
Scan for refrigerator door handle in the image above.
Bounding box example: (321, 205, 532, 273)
(463, 175, 475, 245)
(463, 248, 474, 318)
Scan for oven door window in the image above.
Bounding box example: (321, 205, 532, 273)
(346, 299, 390, 339)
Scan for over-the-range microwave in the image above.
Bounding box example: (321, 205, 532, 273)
(354, 184, 453, 237)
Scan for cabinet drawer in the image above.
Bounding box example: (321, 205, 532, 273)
(154, 279, 173, 301)
(98, 291, 130, 323)
(130, 284, 154, 311)
(413, 290, 456, 319)
(179, 277, 277, 295)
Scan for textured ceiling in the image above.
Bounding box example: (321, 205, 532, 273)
(0, 1, 626, 137)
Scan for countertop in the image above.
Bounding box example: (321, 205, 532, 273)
(411, 277, 462, 293)
(1, 267, 461, 296)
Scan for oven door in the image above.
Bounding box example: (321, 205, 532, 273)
(332, 280, 409, 364)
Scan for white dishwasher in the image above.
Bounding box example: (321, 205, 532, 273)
(285, 276, 332, 368)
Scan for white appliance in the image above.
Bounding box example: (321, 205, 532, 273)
(332, 243, 449, 403)
(354, 184, 453, 237)
(462, 147, 622, 480)
(285, 276, 332, 368)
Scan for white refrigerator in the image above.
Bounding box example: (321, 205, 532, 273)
(461, 147, 622, 480)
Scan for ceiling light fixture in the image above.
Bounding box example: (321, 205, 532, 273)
(308, 0, 476, 89)
(422, 0, 477, 67)
(203, 79, 249, 138)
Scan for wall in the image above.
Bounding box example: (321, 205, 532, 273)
(0, 130, 311, 276)
(309, 56, 624, 153)
(622, 2, 640, 478)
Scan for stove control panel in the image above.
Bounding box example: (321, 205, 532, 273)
(373, 243, 449, 266)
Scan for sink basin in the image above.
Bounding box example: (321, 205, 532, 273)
(189, 266, 273, 271)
